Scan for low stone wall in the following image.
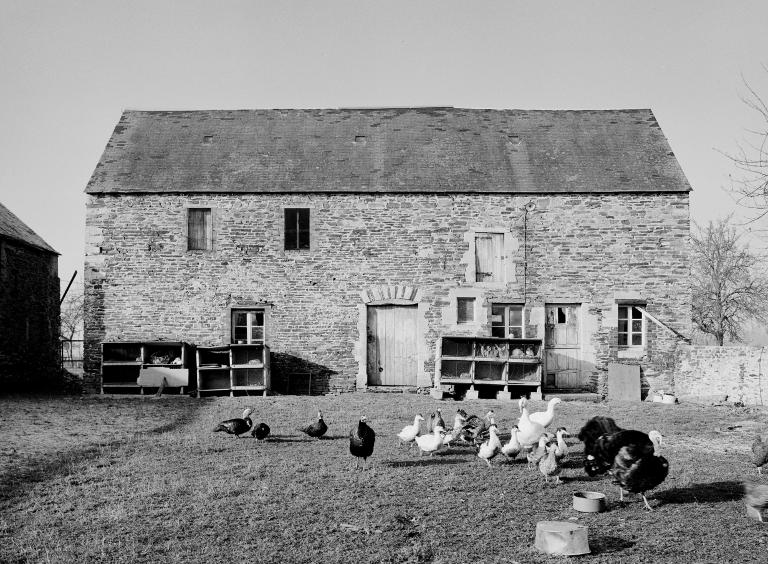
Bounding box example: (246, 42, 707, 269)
(674, 345, 768, 406)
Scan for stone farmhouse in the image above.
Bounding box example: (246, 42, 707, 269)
(0, 202, 60, 390)
(83, 107, 691, 397)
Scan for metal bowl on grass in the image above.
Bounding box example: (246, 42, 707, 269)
(573, 491, 606, 512)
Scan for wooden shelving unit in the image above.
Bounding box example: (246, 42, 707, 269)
(434, 335, 543, 399)
(101, 341, 193, 394)
(196, 344, 270, 397)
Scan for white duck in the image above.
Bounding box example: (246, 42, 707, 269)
(517, 398, 547, 447)
(397, 414, 425, 447)
(527, 397, 563, 428)
(554, 427, 569, 462)
(501, 425, 522, 459)
(414, 426, 447, 456)
(477, 425, 502, 468)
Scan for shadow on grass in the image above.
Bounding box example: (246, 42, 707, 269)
(655, 480, 744, 505)
(384, 458, 468, 467)
(263, 436, 306, 443)
(0, 404, 202, 504)
(591, 535, 636, 554)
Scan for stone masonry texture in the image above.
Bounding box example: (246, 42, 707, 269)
(83, 192, 691, 395)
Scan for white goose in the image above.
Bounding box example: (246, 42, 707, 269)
(397, 414, 425, 447)
(517, 398, 547, 447)
(527, 397, 563, 428)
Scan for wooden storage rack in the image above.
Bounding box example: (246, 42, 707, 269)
(101, 341, 193, 394)
(196, 343, 271, 397)
(434, 335, 543, 399)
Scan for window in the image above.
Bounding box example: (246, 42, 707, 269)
(618, 305, 644, 346)
(457, 298, 475, 324)
(187, 208, 212, 250)
(475, 232, 504, 282)
(491, 304, 525, 338)
(231, 309, 265, 344)
(284, 208, 310, 250)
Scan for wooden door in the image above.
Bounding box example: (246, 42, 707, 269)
(544, 304, 584, 389)
(367, 305, 417, 386)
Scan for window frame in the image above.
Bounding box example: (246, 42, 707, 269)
(186, 207, 212, 251)
(491, 303, 526, 338)
(230, 308, 266, 345)
(284, 207, 311, 251)
(618, 304, 645, 347)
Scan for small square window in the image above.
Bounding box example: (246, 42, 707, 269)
(457, 298, 475, 324)
(231, 309, 265, 344)
(618, 305, 645, 347)
(187, 208, 211, 250)
(285, 208, 310, 250)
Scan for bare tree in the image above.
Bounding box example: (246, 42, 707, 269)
(723, 68, 768, 223)
(60, 285, 84, 357)
(691, 217, 768, 345)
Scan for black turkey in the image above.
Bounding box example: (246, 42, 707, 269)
(349, 415, 375, 469)
(458, 409, 494, 446)
(298, 409, 328, 439)
(251, 422, 270, 441)
(213, 407, 254, 437)
(579, 416, 669, 510)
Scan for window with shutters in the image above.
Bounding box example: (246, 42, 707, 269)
(618, 305, 645, 347)
(491, 304, 525, 338)
(457, 297, 475, 324)
(284, 208, 310, 250)
(187, 208, 212, 251)
(231, 309, 265, 344)
(474, 232, 505, 282)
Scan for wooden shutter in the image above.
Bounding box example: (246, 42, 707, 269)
(457, 298, 475, 324)
(188, 208, 211, 250)
(475, 233, 503, 282)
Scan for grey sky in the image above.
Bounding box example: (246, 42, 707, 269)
(2, 0, 767, 285)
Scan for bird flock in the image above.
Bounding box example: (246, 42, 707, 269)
(212, 398, 768, 514)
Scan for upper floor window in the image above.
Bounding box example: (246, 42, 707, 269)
(618, 305, 645, 346)
(187, 208, 212, 250)
(457, 297, 476, 324)
(285, 208, 310, 250)
(231, 309, 265, 344)
(475, 232, 504, 282)
(491, 304, 525, 338)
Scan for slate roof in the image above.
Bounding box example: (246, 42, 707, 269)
(0, 201, 58, 254)
(85, 108, 691, 195)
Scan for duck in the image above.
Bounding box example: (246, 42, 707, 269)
(442, 411, 467, 446)
(213, 407, 254, 437)
(397, 414, 425, 447)
(459, 409, 494, 445)
(297, 409, 328, 440)
(579, 416, 669, 510)
(554, 427, 570, 462)
(349, 415, 376, 470)
(538, 443, 562, 484)
(517, 399, 547, 447)
(477, 425, 502, 468)
(251, 422, 270, 441)
(501, 426, 522, 460)
(751, 434, 768, 475)
(744, 481, 768, 522)
(426, 408, 446, 433)
(527, 435, 550, 467)
(527, 397, 563, 428)
(414, 426, 447, 456)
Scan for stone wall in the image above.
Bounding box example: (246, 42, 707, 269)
(0, 239, 60, 390)
(84, 192, 691, 394)
(674, 345, 768, 405)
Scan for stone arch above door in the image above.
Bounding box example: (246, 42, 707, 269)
(360, 285, 421, 304)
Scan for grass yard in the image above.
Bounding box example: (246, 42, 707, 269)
(1, 392, 767, 563)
